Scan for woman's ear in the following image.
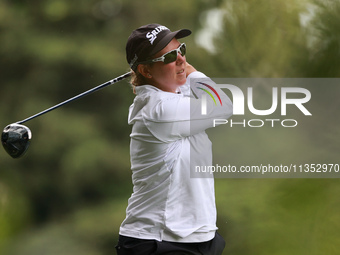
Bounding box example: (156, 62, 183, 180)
(137, 64, 152, 79)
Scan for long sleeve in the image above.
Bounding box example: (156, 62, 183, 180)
(142, 71, 233, 142)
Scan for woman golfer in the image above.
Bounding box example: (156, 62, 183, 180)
(116, 24, 233, 255)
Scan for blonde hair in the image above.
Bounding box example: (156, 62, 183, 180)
(129, 63, 153, 93)
(130, 69, 147, 87)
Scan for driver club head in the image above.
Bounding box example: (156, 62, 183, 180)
(1, 123, 32, 158)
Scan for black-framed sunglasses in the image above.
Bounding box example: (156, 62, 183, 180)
(139, 43, 186, 65)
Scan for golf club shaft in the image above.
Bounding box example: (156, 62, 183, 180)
(16, 71, 132, 124)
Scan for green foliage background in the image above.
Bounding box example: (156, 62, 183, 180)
(0, 0, 339, 254)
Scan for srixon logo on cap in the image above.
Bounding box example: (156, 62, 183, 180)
(146, 26, 169, 45)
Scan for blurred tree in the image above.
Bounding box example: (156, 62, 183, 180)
(1, 0, 340, 254)
(306, 0, 340, 76)
(198, 0, 310, 77)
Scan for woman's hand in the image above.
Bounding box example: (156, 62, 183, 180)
(186, 63, 197, 77)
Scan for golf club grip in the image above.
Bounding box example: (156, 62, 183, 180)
(16, 71, 132, 124)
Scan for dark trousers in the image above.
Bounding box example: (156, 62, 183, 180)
(115, 232, 225, 255)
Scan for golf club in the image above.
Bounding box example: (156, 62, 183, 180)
(1, 71, 132, 158)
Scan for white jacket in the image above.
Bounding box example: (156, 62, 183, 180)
(119, 71, 233, 242)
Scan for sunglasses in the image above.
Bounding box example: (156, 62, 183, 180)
(140, 43, 186, 65)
